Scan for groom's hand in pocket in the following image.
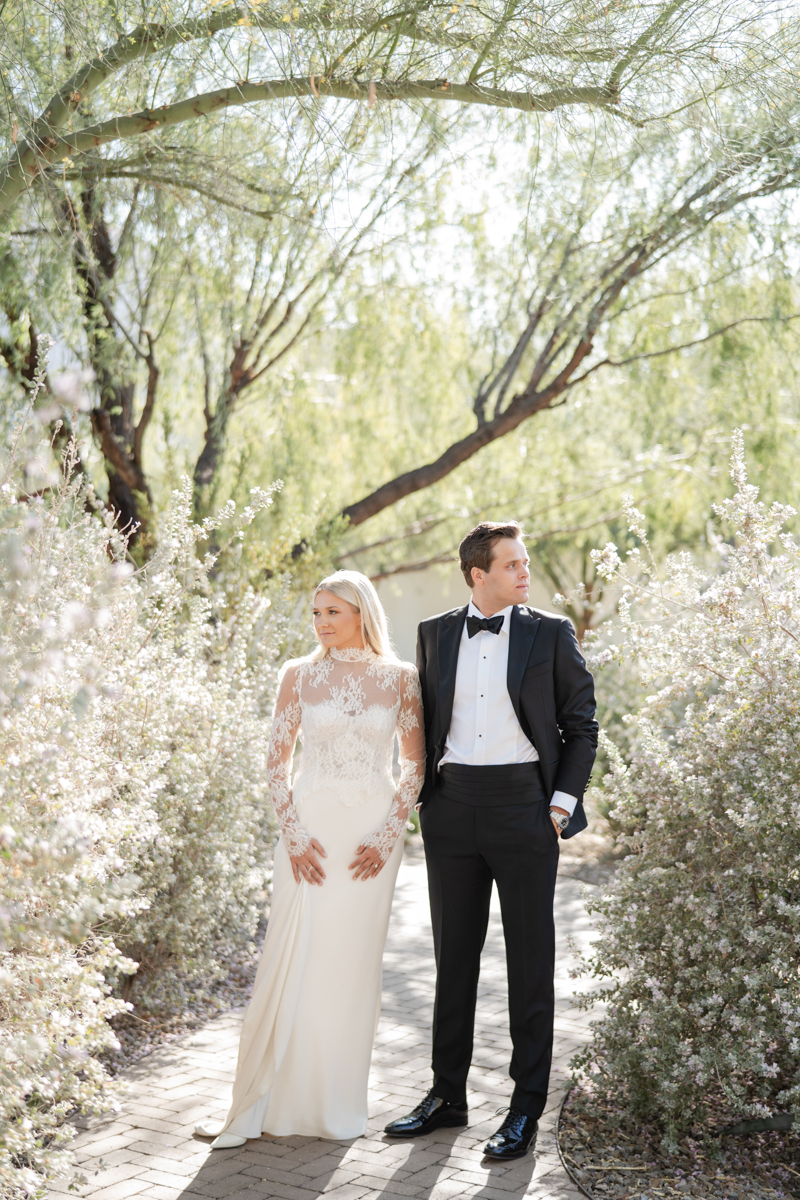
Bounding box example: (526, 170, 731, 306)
(290, 838, 327, 885)
(349, 844, 384, 880)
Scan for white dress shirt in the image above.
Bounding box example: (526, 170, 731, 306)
(440, 600, 577, 816)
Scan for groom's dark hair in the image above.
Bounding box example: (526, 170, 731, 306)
(459, 521, 524, 587)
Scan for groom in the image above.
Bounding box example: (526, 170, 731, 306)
(385, 521, 597, 1160)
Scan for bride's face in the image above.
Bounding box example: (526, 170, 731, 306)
(313, 590, 364, 650)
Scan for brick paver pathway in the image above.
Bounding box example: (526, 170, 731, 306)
(49, 857, 602, 1200)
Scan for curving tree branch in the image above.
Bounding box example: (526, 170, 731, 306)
(1, 0, 780, 219)
(0, 77, 622, 217)
(338, 126, 800, 528)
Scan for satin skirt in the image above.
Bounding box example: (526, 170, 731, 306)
(219, 780, 403, 1141)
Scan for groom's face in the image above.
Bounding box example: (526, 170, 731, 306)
(473, 537, 530, 613)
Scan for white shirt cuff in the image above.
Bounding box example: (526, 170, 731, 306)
(550, 790, 578, 817)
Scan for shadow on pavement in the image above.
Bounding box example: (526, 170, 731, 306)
(178, 1123, 541, 1200)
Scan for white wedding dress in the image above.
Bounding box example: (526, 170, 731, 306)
(199, 647, 424, 1145)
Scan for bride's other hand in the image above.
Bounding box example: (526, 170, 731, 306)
(349, 844, 384, 880)
(290, 839, 327, 885)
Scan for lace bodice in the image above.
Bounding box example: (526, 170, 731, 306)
(267, 647, 425, 862)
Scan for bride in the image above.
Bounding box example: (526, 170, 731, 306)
(195, 570, 424, 1147)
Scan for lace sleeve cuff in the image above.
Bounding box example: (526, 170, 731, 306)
(362, 762, 425, 862)
(362, 665, 425, 863)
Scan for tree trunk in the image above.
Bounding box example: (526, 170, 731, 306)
(193, 393, 234, 520)
(192, 339, 251, 519)
(65, 188, 155, 545)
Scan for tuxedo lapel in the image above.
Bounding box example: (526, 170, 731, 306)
(437, 606, 467, 742)
(507, 605, 541, 729)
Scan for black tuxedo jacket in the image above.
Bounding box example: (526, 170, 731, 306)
(416, 604, 598, 839)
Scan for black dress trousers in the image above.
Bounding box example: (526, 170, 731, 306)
(419, 761, 559, 1121)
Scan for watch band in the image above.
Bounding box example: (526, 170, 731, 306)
(549, 809, 570, 832)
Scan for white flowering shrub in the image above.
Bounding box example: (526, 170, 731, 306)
(576, 432, 800, 1145)
(0, 429, 298, 1194)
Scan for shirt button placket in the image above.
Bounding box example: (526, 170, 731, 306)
(476, 633, 491, 764)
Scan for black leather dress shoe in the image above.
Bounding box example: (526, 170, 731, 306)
(482, 1108, 538, 1160)
(384, 1089, 469, 1137)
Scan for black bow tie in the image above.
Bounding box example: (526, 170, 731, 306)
(467, 613, 504, 638)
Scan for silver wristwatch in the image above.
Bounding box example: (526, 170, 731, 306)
(549, 809, 570, 832)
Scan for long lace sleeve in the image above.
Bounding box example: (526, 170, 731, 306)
(267, 663, 312, 856)
(362, 664, 426, 863)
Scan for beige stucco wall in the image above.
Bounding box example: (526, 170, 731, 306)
(375, 564, 559, 663)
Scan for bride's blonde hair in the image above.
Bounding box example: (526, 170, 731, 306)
(310, 570, 397, 660)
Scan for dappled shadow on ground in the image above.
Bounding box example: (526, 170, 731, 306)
(177, 1122, 542, 1200)
(51, 856, 590, 1200)
(170, 860, 581, 1199)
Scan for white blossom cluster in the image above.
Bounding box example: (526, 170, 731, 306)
(0, 454, 298, 1195)
(575, 432, 800, 1146)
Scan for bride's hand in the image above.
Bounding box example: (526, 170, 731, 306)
(290, 838, 327, 885)
(349, 844, 385, 880)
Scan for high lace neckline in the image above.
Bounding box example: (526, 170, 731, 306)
(329, 646, 378, 662)
(331, 648, 381, 667)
